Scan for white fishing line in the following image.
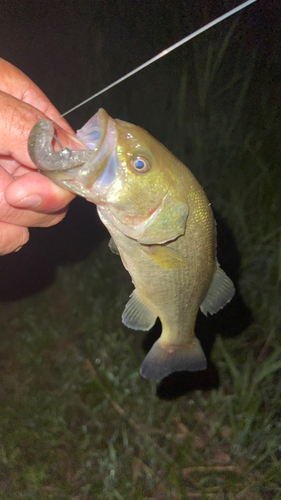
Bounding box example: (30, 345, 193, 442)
(58, 0, 257, 121)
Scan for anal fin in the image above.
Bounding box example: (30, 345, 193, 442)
(200, 264, 235, 316)
(122, 289, 157, 331)
(140, 337, 207, 380)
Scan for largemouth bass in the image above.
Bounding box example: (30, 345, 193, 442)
(28, 109, 235, 380)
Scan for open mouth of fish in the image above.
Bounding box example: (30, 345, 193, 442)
(28, 109, 118, 200)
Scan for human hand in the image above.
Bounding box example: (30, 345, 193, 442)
(0, 58, 84, 255)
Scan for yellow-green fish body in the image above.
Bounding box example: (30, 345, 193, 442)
(98, 165, 216, 380)
(28, 109, 234, 380)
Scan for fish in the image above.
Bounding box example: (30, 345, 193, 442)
(28, 109, 235, 380)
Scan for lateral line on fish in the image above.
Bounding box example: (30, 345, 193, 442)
(54, 0, 257, 124)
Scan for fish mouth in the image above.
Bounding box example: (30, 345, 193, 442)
(73, 108, 118, 189)
(76, 108, 109, 153)
(29, 109, 119, 200)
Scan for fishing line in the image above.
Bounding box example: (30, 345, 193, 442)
(56, 0, 257, 122)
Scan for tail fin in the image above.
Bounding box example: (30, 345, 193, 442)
(140, 338, 207, 381)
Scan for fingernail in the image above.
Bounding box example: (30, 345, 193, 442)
(12, 194, 42, 208)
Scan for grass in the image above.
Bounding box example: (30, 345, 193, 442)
(0, 5, 281, 500)
(0, 249, 280, 499)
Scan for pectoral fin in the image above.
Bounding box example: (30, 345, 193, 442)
(122, 289, 157, 331)
(140, 244, 187, 269)
(140, 338, 207, 380)
(200, 264, 235, 316)
(108, 237, 119, 255)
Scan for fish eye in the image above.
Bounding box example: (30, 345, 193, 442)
(130, 155, 151, 173)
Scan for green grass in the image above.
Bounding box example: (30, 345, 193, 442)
(0, 246, 280, 499)
(1, 11, 281, 500)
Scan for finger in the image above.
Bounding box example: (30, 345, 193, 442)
(1, 167, 70, 228)
(0, 92, 85, 171)
(0, 156, 22, 174)
(0, 221, 29, 255)
(5, 171, 74, 213)
(0, 58, 72, 132)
